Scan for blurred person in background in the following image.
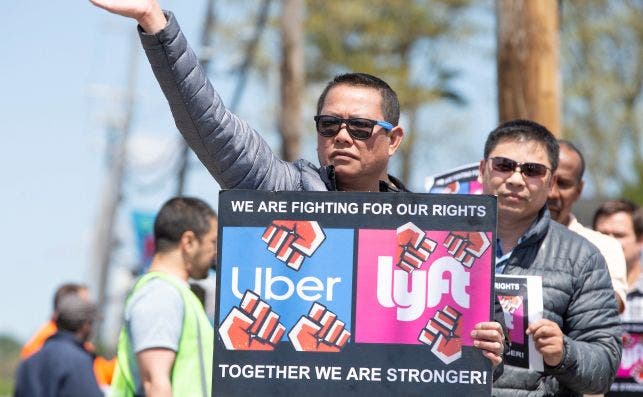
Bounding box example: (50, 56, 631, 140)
(547, 140, 628, 313)
(15, 294, 103, 396)
(20, 283, 115, 390)
(593, 199, 643, 322)
(110, 197, 216, 396)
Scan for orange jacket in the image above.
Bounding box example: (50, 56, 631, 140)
(21, 320, 115, 387)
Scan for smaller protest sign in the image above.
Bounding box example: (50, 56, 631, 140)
(131, 211, 156, 274)
(608, 322, 643, 396)
(495, 274, 544, 371)
(425, 163, 482, 195)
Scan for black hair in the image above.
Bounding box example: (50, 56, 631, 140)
(483, 119, 559, 171)
(55, 295, 97, 332)
(154, 197, 217, 253)
(316, 72, 400, 125)
(53, 283, 87, 312)
(558, 139, 585, 181)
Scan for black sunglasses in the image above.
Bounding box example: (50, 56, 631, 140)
(314, 115, 394, 140)
(489, 156, 551, 178)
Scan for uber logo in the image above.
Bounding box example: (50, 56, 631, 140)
(230, 266, 342, 302)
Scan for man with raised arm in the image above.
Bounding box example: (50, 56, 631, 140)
(90, 0, 507, 388)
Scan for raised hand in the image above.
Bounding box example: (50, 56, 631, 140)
(262, 220, 326, 271)
(419, 305, 463, 364)
(219, 290, 286, 351)
(288, 302, 350, 352)
(88, 0, 166, 34)
(443, 231, 490, 268)
(395, 222, 437, 273)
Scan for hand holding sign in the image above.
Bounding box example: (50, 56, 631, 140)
(262, 220, 326, 271)
(418, 305, 463, 364)
(219, 290, 286, 351)
(396, 222, 437, 273)
(288, 302, 350, 352)
(443, 231, 490, 268)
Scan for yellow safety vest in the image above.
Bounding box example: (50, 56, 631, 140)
(110, 272, 213, 396)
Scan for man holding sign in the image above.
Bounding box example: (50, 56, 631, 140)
(89, 0, 506, 391)
(478, 119, 622, 396)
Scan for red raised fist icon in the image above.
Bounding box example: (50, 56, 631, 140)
(219, 290, 286, 351)
(396, 222, 437, 273)
(288, 302, 350, 352)
(443, 231, 490, 268)
(262, 220, 326, 271)
(418, 305, 463, 365)
(632, 362, 643, 384)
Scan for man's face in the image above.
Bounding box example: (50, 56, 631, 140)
(594, 212, 641, 267)
(479, 139, 556, 225)
(316, 84, 402, 191)
(547, 145, 583, 225)
(188, 217, 218, 280)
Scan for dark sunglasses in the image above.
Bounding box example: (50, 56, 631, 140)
(489, 156, 551, 178)
(314, 115, 394, 140)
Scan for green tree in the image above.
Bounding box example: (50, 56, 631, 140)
(305, 0, 471, 185)
(561, 1, 643, 200)
(0, 334, 21, 396)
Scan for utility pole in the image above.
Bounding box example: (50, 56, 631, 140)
(279, 0, 304, 162)
(93, 35, 138, 349)
(496, 0, 561, 136)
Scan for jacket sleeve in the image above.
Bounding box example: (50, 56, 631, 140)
(138, 11, 301, 191)
(546, 250, 622, 394)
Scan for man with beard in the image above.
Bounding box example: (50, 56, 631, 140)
(111, 197, 217, 396)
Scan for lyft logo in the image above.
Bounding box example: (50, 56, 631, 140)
(376, 255, 470, 321)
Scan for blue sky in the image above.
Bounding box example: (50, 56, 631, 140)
(0, 1, 496, 344)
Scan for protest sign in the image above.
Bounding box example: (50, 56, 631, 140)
(608, 322, 643, 396)
(495, 275, 544, 371)
(214, 190, 497, 396)
(425, 163, 482, 195)
(131, 210, 156, 274)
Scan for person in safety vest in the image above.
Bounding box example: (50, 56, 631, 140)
(111, 197, 217, 396)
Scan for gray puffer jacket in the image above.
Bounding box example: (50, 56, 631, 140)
(138, 12, 512, 383)
(138, 12, 407, 193)
(493, 207, 622, 396)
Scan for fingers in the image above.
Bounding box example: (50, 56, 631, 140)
(482, 349, 503, 367)
(219, 290, 285, 351)
(526, 319, 561, 337)
(471, 321, 505, 367)
(262, 221, 325, 271)
(444, 231, 490, 268)
(288, 303, 350, 352)
(395, 222, 437, 272)
(526, 319, 564, 367)
(419, 306, 463, 365)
